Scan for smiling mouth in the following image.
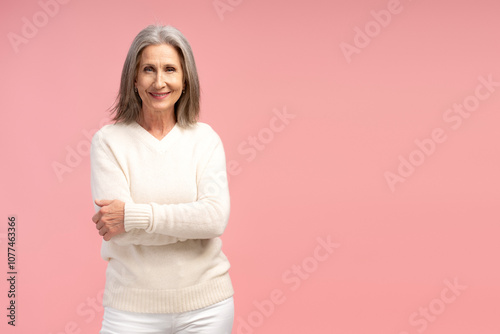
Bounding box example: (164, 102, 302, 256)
(149, 92, 171, 98)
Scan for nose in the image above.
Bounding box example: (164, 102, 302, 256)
(154, 72, 166, 90)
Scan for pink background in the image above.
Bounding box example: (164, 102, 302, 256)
(1, 0, 499, 333)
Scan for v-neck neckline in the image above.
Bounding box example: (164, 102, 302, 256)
(131, 120, 181, 153)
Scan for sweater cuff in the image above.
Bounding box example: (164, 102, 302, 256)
(124, 203, 152, 231)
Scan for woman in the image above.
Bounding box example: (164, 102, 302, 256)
(90, 25, 234, 333)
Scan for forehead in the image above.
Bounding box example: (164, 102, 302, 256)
(139, 44, 181, 65)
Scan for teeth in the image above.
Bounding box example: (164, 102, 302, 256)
(152, 93, 167, 97)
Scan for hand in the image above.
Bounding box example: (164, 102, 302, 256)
(92, 199, 125, 241)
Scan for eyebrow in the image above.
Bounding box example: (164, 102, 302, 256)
(142, 63, 178, 67)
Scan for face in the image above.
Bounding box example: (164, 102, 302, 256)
(135, 44, 184, 116)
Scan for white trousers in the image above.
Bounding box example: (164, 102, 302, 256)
(100, 297, 234, 334)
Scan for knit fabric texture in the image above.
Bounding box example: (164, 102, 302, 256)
(90, 121, 233, 313)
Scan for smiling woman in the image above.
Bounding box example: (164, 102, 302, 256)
(135, 44, 185, 139)
(90, 25, 234, 333)
(111, 25, 200, 129)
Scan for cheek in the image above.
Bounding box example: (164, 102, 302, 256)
(136, 75, 148, 88)
(173, 73, 184, 86)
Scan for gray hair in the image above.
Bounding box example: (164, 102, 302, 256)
(111, 25, 200, 127)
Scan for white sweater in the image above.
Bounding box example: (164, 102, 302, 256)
(90, 121, 233, 313)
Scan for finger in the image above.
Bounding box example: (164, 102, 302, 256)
(99, 227, 107, 236)
(95, 199, 112, 207)
(103, 233, 112, 241)
(92, 212, 101, 223)
(95, 221, 103, 230)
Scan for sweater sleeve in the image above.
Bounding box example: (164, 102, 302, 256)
(124, 135, 231, 240)
(90, 129, 183, 246)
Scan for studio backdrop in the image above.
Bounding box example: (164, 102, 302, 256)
(1, 0, 499, 333)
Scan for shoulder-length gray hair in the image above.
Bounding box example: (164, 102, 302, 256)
(111, 25, 200, 127)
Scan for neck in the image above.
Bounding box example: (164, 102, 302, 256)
(137, 109, 176, 140)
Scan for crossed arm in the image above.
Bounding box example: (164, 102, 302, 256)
(90, 129, 230, 246)
(92, 199, 126, 241)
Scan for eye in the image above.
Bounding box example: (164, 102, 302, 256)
(144, 66, 154, 72)
(166, 67, 176, 73)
